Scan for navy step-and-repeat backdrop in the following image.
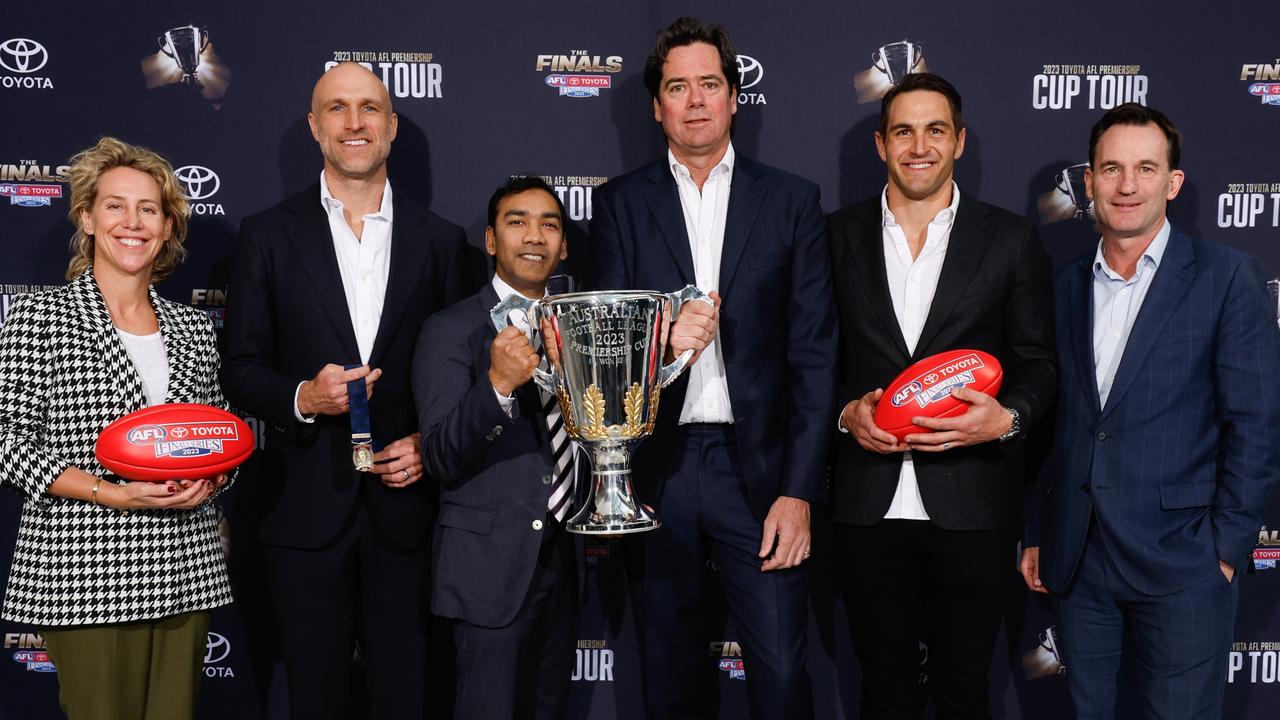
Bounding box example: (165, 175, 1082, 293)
(2, 2, 1279, 718)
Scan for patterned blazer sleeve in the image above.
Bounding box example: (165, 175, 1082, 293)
(0, 293, 73, 500)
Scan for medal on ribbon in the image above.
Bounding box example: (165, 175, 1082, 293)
(346, 363, 375, 471)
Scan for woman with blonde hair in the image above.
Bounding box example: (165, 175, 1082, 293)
(0, 136, 234, 719)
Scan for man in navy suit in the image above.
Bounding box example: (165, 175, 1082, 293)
(414, 177, 580, 719)
(587, 17, 837, 718)
(222, 63, 477, 718)
(1020, 103, 1280, 719)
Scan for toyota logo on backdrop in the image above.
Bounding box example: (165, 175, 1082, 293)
(175, 165, 220, 200)
(736, 54, 763, 89)
(0, 38, 48, 74)
(205, 632, 230, 664)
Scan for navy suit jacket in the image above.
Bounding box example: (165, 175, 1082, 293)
(587, 154, 837, 518)
(827, 194, 1057, 530)
(222, 183, 476, 550)
(1036, 226, 1280, 595)
(414, 285, 581, 628)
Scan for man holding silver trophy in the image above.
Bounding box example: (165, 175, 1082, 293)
(413, 177, 582, 719)
(587, 16, 838, 719)
(414, 174, 718, 718)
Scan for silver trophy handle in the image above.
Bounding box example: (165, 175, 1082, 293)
(658, 285, 713, 387)
(489, 293, 556, 394)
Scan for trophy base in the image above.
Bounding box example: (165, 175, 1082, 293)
(566, 516, 661, 537)
(564, 459, 661, 537)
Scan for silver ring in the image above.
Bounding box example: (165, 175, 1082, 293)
(401, 469, 410, 480)
(943, 442, 953, 449)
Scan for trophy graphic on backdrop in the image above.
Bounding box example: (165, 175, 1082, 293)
(1038, 162, 1094, 224)
(158, 25, 209, 85)
(491, 286, 710, 535)
(141, 24, 232, 106)
(873, 41, 925, 86)
(855, 39, 928, 103)
(1022, 626, 1067, 679)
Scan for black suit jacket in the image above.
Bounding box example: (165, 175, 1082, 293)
(222, 183, 476, 550)
(828, 194, 1056, 530)
(414, 285, 581, 627)
(588, 154, 837, 518)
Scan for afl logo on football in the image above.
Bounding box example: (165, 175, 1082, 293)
(891, 381, 922, 407)
(127, 425, 167, 444)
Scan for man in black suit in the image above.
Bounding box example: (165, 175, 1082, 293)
(588, 17, 836, 719)
(413, 176, 580, 719)
(222, 62, 476, 719)
(827, 72, 1056, 719)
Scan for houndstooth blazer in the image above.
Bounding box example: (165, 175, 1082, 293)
(0, 270, 234, 626)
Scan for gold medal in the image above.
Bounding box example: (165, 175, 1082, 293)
(352, 443, 374, 472)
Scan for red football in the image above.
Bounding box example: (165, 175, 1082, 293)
(95, 403, 254, 482)
(873, 350, 1004, 441)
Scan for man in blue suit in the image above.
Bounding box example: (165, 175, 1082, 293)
(413, 177, 579, 719)
(1020, 103, 1280, 719)
(587, 16, 837, 719)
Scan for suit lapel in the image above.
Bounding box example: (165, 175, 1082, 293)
(1068, 258, 1101, 417)
(718, 157, 764, 294)
(73, 272, 147, 410)
(642, 161, 696, 284)
(847, 202, 910, 359)
(913, 195, 992, 358)
(286, 185, 361, 362)
(1100, 228, 1196, 419)
(369, 191, 430, 368)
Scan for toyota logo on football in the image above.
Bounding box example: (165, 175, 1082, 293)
(205, 632, 230, 664)
(736, 55, 763, 89)
(0, 38, 48, 74)
(175, 165, 220, 201)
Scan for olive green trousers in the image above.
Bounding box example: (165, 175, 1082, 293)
(41, 610, 210, 720)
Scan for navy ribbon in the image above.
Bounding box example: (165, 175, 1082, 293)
(345, 363, 378, 453)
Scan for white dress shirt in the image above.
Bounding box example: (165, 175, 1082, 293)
(669, 144, 735, 424)
(293, 171, 395, 421)
(880, 182, 961, 520)
(322, 171, 394, 363)
(1092, 219, 1170, 407)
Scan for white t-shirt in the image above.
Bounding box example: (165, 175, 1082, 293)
(116, 328, 169, 406)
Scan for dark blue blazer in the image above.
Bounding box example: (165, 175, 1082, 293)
(414, 285, 580, 628)
(222, 183, 477, 550)
(1036, 226, 1280, 595)
(587, 154, 837, 517)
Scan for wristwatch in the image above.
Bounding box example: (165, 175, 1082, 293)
(998, 406, 1022, 444)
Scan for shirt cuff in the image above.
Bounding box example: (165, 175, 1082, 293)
(493, 387, 517, 418)
(294, 381, 317, 423)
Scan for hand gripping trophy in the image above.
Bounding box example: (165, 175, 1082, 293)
(491, 286, 710, 535)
